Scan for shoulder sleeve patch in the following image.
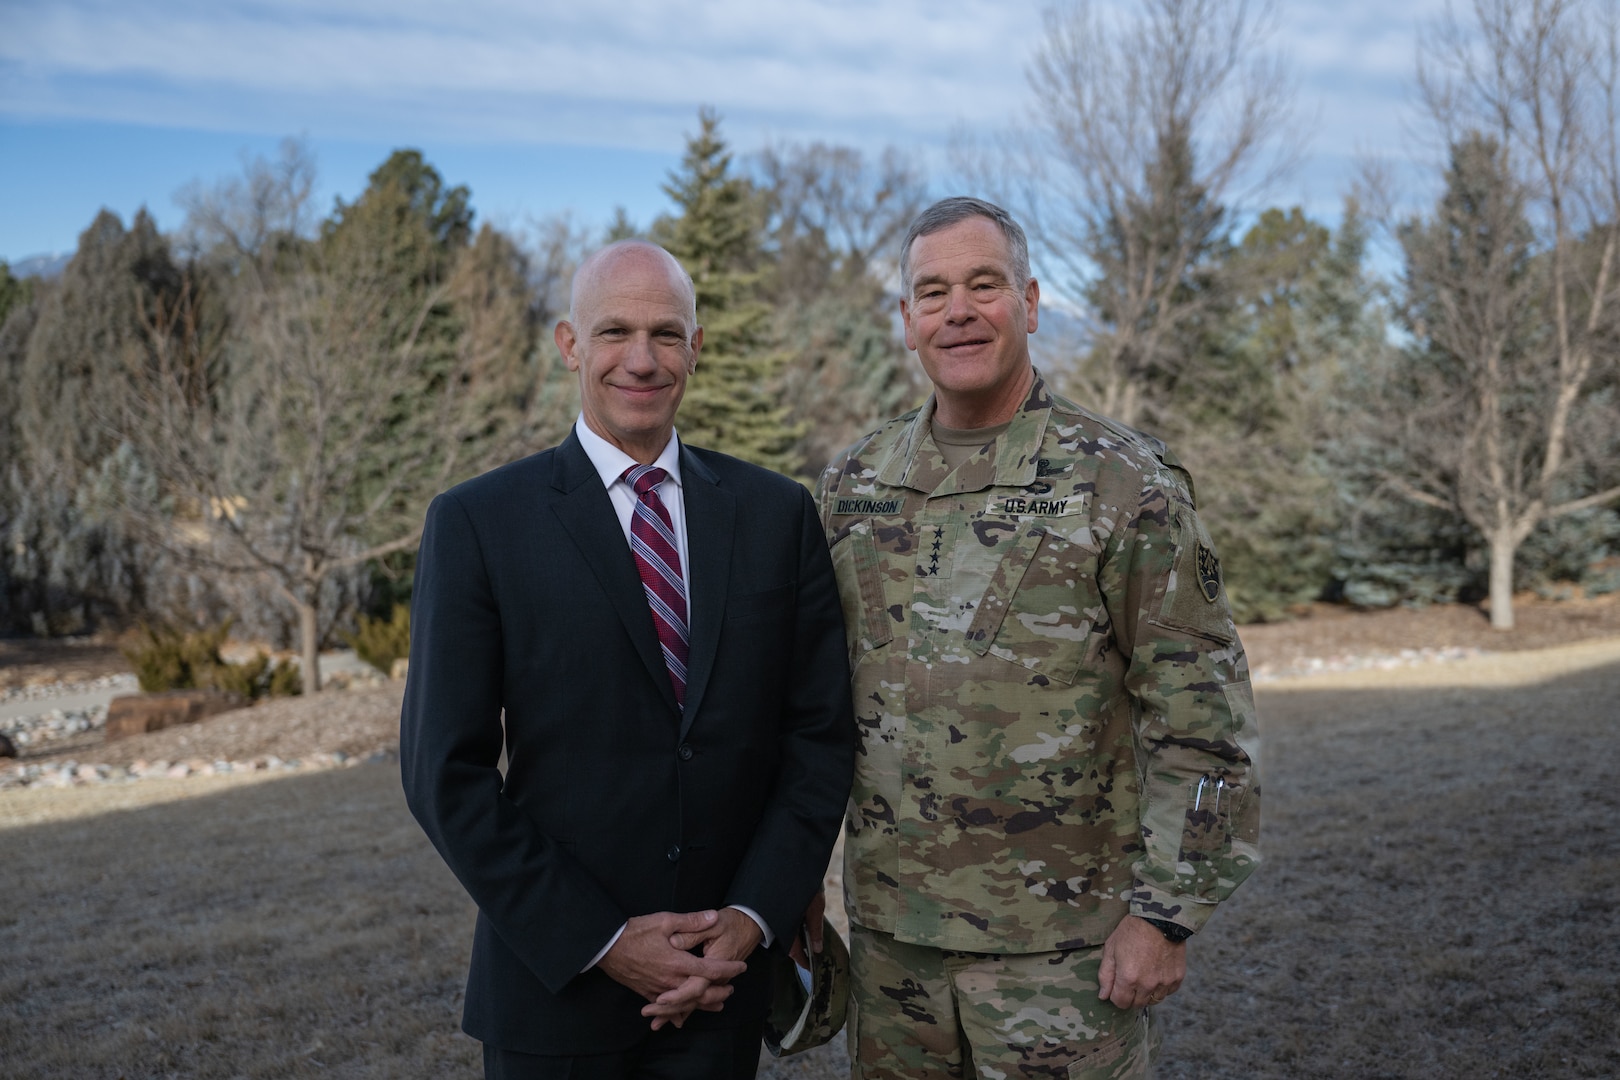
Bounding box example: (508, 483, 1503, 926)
(1196, 542, 1222, 603)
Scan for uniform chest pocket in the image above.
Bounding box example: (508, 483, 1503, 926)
(962, 524, 1105, 686)
(830, 520, 895, 666)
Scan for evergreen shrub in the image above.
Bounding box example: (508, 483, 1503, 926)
(121, 622, 300, 698)
(348, 604, 410, 675)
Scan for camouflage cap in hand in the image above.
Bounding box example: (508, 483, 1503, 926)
(762, 916, 850, 1057)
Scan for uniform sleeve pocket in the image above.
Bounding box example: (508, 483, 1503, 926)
(830, 521, 893, 665)
(1177, 773, 1235, 900)
(967, 525, 1103, 686)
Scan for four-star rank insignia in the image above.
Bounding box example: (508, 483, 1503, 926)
(1196, 543, 1222, 603)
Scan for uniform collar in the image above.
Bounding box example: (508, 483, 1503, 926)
(876, 369, 1053, 496)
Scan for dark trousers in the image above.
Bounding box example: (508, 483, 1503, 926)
(482, 1022, 763, 1080)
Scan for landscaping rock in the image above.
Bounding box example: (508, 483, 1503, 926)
(104, 690, 247, 740)
(0, 731, 15, 758)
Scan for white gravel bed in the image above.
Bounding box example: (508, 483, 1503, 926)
(0, 672, 137, 705)
(0, 747, 398, 790)
(1250, 645, 1487, 683)
(0, 673, 138, 750)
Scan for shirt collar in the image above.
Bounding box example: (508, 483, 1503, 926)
(574, 416, 684, 491)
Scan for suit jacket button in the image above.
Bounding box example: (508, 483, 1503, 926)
(667, 844, 682, 862)
(678, 744, 694, 761)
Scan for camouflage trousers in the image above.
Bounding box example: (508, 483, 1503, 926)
(846, 924, 1158, 1080)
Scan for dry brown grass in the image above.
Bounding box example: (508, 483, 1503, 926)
(1156, 640, 1620, 1079)
(0, 766, 481, 1078)
(3, 639, 1618, 1078)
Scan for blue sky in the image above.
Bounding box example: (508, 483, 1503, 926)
(1, 0, 1447, 266)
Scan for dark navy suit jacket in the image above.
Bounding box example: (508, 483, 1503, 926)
(400, 431, 854, 1054)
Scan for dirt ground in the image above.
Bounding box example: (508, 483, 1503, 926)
(2, 600, 1619, 1078)
(1154, 640, 1620, 1080)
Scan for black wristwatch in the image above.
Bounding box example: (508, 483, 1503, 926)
(1140, 918, 1194, 943)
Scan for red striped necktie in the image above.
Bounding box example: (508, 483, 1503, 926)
(622, 464, 689, 707)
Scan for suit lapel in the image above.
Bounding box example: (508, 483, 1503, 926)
(677, 445, 734, 740)
(550, 431, 681, 716)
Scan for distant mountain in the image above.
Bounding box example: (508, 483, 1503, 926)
(7, 252, 72, 280)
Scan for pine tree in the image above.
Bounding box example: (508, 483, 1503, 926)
(654, 110, 798, 473)
(1176, 205, 1384, 621)
(756, 140, 927, 474)
(0, 260, 32, 331)
(6, 209, 183, 632)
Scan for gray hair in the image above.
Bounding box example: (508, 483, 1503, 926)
(569, 240, 697, 329)
(898, 196, 1031, 298)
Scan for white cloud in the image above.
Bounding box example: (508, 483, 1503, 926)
(0, 0, 1448, 225)
(0, 0, 1043, 150)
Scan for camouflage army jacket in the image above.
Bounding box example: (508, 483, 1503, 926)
(814, 372, 1260, 953)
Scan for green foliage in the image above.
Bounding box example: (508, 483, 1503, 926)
(88, 144, 552, 689)
(655, 110, 799, 473)
(0, 260, 33, 330)
(757, 141, 926, 474)
(325, 149, 473, 277)
(1128, 203, 1387, 623)
(1054, 120, 1383, 623)
(121, 622, 300, 698)
(1329, 488, 1480, 609)
(2, 210, 186, 634)
(266, 657, 304, 697)
(208, 650, 302, 700)
(604, 206, 641, 243)
(1075, 119, 1232, 411)
(347, 604, 411, 675)
(1334, 130, 1620, 621)
(1516, 507, 1620, 592)
(17, 114, 1606, 646)
(773, 293, 921, 474)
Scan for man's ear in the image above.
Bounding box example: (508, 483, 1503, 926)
(555, 321, 579, 371)
(900, 298, 917, 351)
(688, 325, 703, 371)
(1024, 278, 1040, 335)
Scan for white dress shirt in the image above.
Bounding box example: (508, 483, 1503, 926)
(571, 417, 773, 969)
(574, 416, 690, 586)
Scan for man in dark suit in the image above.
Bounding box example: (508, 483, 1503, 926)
(400, 240, 854, 1080)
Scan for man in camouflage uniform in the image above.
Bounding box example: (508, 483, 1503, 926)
(814, 197, 1260, 1079)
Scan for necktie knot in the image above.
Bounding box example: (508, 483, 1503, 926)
(624, 464, 668, 498)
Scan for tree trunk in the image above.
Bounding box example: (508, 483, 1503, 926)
(1488, 530, 1516, 631)
(298, 598, 321, 693)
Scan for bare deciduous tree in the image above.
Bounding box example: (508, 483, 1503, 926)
(757, 141, 927, 293)
(121, 154, 548, 689)
(1008, 0, 1296, 428)
(175, 137, 317, 271)
(1373, 0, 1620, 629)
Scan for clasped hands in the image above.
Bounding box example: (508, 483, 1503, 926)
(596, 907, 763, 1031)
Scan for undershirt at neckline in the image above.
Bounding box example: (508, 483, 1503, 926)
(930, 418, 1011, 472)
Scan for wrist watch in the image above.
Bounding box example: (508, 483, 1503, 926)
(1141, 917, 1193, 943)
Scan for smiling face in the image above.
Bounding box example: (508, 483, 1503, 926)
(554, 243, 702, 464)
(900, 215, 1040, 428)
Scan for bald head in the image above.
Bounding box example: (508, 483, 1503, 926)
(570, 240, 697, 332)
(554, 238, 704, 464)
